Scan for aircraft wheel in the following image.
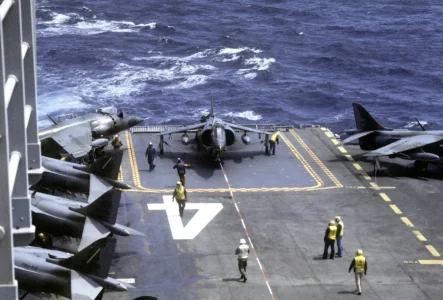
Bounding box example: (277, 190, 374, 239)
(414, 160, 428, 171)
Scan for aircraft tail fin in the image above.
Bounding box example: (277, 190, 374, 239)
(353, 103, 386, 131)
(70, 189, 121, 224)
(74, 150, 123, 179)
(47, 237, 116, 278)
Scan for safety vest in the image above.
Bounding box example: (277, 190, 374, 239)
(355, 255, 366, 271)
(328, 225, 337, 240)
(175, 186, 186, 200)
(338, 221, 344, 236)
(237, 244, 249, 259)
(270, 132, 280, 142)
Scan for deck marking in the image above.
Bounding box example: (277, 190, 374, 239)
(325, 131, 334, 138)
(426, 245, 441, 257)
(344, 154, 354, 161)
(220, 163, 275, 299)
(390, 204, 402, 214)
(413, 231, 427, 241)
(234, 203, 239, 212)
(337, 146, 347, 153)
(331, 138, 339, 145)
(117, 278, 135, 284)
(370, 182, 380, 190)
(401, 217, 414, 227)
(290, 129, 342, 187)
(280, 132, 323, 188)
(353, 163, 363, 171)
(321, 127, 327, 131)
(379, 193, 391, 202)
(363, 174, 372, 180)
(148, 196, 223, 240)
(418, 260, 443, 265)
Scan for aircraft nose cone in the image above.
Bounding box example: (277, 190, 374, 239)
(133, 117, 144, 126)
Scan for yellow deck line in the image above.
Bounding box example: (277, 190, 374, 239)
(363, 174, 371, 180)
(401, 217, 414, 227)
(290, 129, 342, 187)
(325, 131, 334, 138)
(413, 231, 427, 241)
(337, 146, 347, 153)
(370, 182, 380, 190)
(390, 204, 402, 214)
(331, 138, 339, 145)
(344, 154, 354, 161)
(379, 193, 391, 202)
(418, 260, 443, 265)
(353, 163, 363, 171)
(426, 245, 441, 257)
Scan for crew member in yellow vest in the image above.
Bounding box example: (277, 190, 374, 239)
(269, 132, 280, 155)
(335, 216, 344, 257)
(172, 181, 187, 217)
(348, 249, 367, 295)
(323, 220, 337, 259)
(111, 135, 123, 149)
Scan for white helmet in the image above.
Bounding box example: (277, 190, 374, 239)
(240, 238, 246, 244)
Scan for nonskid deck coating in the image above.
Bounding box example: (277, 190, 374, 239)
(29, 127, 443, 300)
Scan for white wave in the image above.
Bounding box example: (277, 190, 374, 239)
(244, 57, 275, 71)
(218, 54, 241, 62)
(226, 111, 262, 121)
(218, 47, 262, 55)
(39, 12, 157, 37)
(38, 93, 90, 116)
(166, 75, 207, 90)
(243, 73, 257, 80)
(171, 62, 216, 75)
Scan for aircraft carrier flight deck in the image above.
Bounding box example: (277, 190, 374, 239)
(39, 125, 443, 299)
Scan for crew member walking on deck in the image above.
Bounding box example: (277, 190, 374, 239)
(145, 142, 157, 171)
(348, 249, 367, 295)
(111, 135, 123, 149)
(269, 131, 280, 155)
(172, 181, 187, 217)
(335, 216, 344, 257)
(323, 220, 337, 259)
(173, 157, 186, 185)
(235, 238, 250, 283)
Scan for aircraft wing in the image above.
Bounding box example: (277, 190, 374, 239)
(224, 122, 272, 135)
(340, 131, 374, 145)
(50, 122, 93, 158)
(71, 269, 103, 300)
(78, 217, 110, 252)
(155, 123, 205, 136)
(365, 134, 443, 157)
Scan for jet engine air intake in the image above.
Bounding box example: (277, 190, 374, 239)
(181, 133, 190, 145)
(92, 125, 108, 138)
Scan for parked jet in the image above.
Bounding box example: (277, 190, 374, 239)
(341, 103, 443, 170)
(156, 100, 271, 161)
(31, 150, 131, 198)
(32, 189, 145, 252)
(40, 107, 143, 158)
(15, 238, 129, 299)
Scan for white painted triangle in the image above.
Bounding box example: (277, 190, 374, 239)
(148, 195, 223, 240)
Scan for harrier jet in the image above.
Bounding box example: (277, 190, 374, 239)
(341, 103, 443, 170)
(156, 100, 271, 161)
(15, 238, 129, 299)
(40, 107, 143, 158)
(32, 189, 145, 252)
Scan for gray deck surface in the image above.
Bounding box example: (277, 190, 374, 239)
(29, 127, 443, 300)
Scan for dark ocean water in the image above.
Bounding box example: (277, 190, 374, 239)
(36, 0, 443, 132)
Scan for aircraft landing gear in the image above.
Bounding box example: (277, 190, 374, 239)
(414, 160, 428, 172)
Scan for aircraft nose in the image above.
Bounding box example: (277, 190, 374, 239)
(117, 282, 129, 291)
(132, 116, 144, 126)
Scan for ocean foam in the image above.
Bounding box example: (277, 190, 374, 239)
(218, 47, 262, 55)
(225, 111, 263, 121)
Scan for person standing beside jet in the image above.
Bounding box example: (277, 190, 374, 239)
(111, 135, 123, 149)
(145, 142, 157, 171)
(173, 158, 186, 185)
(335, 216, 344, 258)
(323, 220, 337, 259)
(349, 249, 368, 295)
(172, 181, 187, 217)
(235, 238, 250, 283)
(269, 131, 280, 155)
